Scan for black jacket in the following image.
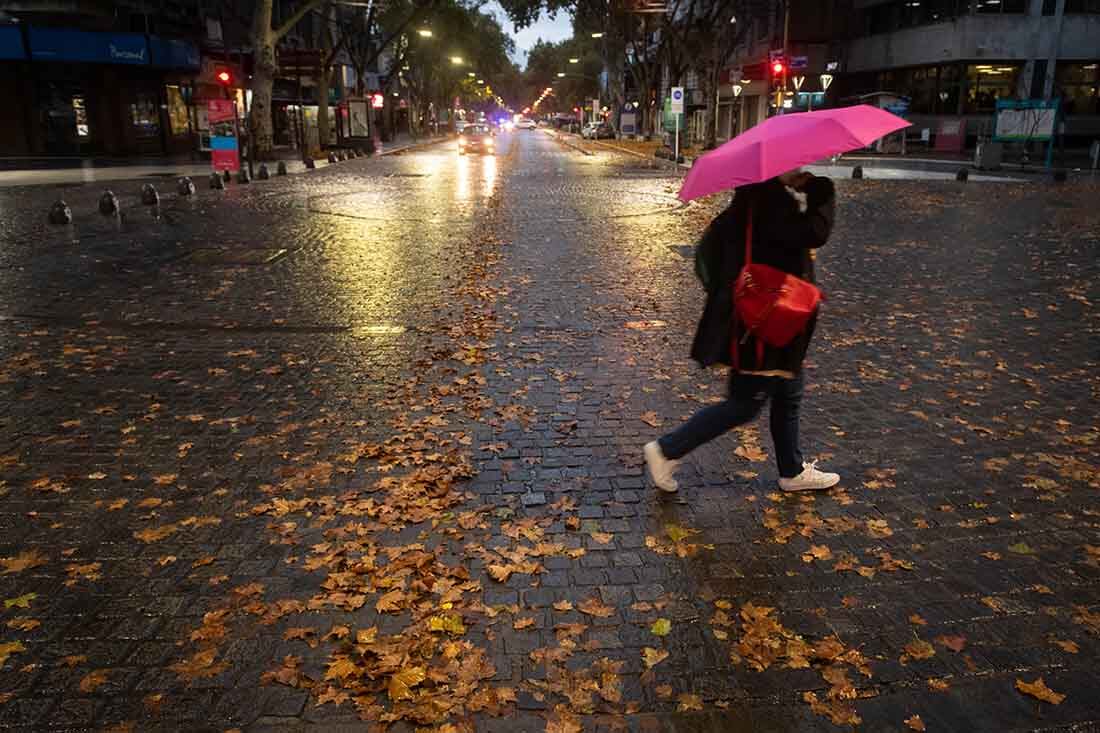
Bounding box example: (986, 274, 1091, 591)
(690, 176, 836, 374)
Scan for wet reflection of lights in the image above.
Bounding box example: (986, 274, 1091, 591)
(482, 155, 497, 197)
(356, 325, 407, 335)
(455, 155, 471, 201)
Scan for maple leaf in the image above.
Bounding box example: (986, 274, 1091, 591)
(909, 614, 927, 626)
(867, 519, 893, 538)
(577, 597, 614, 618)
(552, 600, 574, 612)
(801, 545, 832, 563)
(1016, 677, 1065, 705)
(487, 564, 512, 583)
(0, 641, 26, 666)
(4, 593, 36, 609)
(589, 531, 614, 545)
(640, 411, 662, 428)
(935, 635, 967, 652)
(545, 705, 583, 733)
(315, 685, 351, 707)
(61, 654, 88, 667)
(734, 444, 768, 462)
(0, 550, 47, 575)
(133, 524, 178, 543)
(324, 657, 359, 681)
(6, 617, 40, 631)
(904, 714, 926, 731)
(375, 589, 404, 613)
(79, 670, 109, 693)
(1053, 639, 1079, 654)
(650, 618, 671, 636)
(388, 666, 426, 702)
(902, 639, 935, 661)
(429, 614, 467, 635)
(169, 648, 228, 680)
(513, 617, 536, 630)
(676, 693, 703, 712)
(284, 627, 316, 641)
(642, 647, 669, 669)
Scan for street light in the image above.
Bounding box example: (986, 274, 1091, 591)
(557, 72, 566, 77)
(451, 56, 463, 65)
(569, 58, 579, 64)
(591, 32, 603, 38)
(417, 28, 432, 37)
(468, 72, 476, 77)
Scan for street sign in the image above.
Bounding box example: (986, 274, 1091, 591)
(207, 99, 239, 172)
(791, 56, 808, 70)
(670, 87, 684, 114)
(769, 49, 784, 62)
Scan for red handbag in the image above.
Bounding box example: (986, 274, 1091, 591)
(733, 209, 822, 361)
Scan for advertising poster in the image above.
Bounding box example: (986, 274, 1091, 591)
(207, 99, 239, 171)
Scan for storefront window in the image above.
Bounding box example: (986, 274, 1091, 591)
(965, 64, 1021, 112)
(976, 0, 1028, 13)
(1056, 62, 1099, 114)
(72, 96, 89, 138)
(130, 94, 160, 138)
(165, 85, 190, 136)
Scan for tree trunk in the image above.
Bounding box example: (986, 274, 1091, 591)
(702, 66, 718, 149)
(249, 0, 278, 159)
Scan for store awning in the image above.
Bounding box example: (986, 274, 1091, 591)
(0, 26, 24, 60)
(27, 27, 148, 65)
(149, 37, 199, 70)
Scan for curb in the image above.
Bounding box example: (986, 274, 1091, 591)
(543, 130, 594, 157)
(376, 135, 453, 157)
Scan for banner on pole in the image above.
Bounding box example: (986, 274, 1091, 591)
(207, 99, 239, 171)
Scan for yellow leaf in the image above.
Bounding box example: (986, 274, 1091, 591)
(664, 523, 694, 543)
(6, 617, 40, 631)
(642, 647, 669, 669)
(387, 666, 426, 702)
(487, 564, 512, 583)
(324, 657, 359, 681)
(589, 531, 614, 545)
(4, 593, 36, 609)
(650, 618, 671, 636)
(552, 600, 574, 612)
(1016, 677, 1065, 704)
(1053, 639, 1079, 654)
(513, 617, 535, 630)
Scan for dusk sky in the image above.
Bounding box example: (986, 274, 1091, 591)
(483, 2, 574, 67)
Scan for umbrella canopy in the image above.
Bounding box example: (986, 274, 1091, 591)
(678, 105, 910, 202)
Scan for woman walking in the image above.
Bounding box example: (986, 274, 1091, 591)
(644, 169, 840, 494)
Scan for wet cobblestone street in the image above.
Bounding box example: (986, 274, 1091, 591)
(1, 132, 1099, 732)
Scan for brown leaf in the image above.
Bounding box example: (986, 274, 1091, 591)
(133, 524, 178, 543)
(6, 617, 41, 632)
(375, 589, 404, 613)
(0, 641, 26, 666)
(487, 564, 512, 583)
(0, 550, 47, 575)
(734, 444, 768, 462)
(676, 692, 703, 712)
(284, 627, 316, 641)
(387, 666, 426, 702)
(936, 635, 967, 652)
(577, 596, 614, 618)
(640, 411, 662, 428)
(545, 705, 583, 733)
(552, 600, 574, 612)
(1016, 677, 1065, 705)
(61, 654, 87, 668)
(513, 617, 536, 630)
(169, 648, 228, 680)
(589, 531, 614, 545)
(903, 639, 935, 661)
(79, 670, 109, 693)
(1053, 639, 1079, 654)
(642, 647, 669, 669)
(908, 614, 927, 626)
(904, 714, 926, 731)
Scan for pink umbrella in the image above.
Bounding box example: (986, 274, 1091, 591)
(678, 104, 910, 202)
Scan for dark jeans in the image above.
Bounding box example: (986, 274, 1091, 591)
(658, 372, 805, 479)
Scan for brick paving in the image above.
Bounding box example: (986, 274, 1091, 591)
(0, 133, 1098, 732)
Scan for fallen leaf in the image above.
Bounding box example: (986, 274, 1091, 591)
(1016, 677, 1065, 704)
(79, 670, 109, 693)
(1053, 639, 1079, 654)
(387, 666, 426, 702)
(903, 639, 935, 661)
(650, 618, 671, 636)
(734, 444, 768, 462)
(642, 647, 669, 669)
(6, 617, 40, 631)
(552, 600, 574, 612)
(133, 524, 178, 543)
(589, 531, 614, 545)
(936, 635, 967, 652)
(1008, 542, 1036, 555)
(0, 550, 47, 575)
(61, 655, 88, 667)
(640, 411, 662, 428)
(0, 641, 26, 666)
(4, 593, 36, 609)
(577, 597, 614, 618)
(676, 692, 703, 712)
(908, 614, 927, 626)
(513, 617, 536, 630)
(904, 714, 926, 731)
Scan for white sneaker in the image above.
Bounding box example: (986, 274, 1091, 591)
(778, 461, 840, 492)
(644, 441, 680, 493)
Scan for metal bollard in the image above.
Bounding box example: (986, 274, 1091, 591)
(304, 158, 316, 169)
(237, 168, 251, 184)
(177, 176, 195, 196)
(258, 164, 270, 180)
(851, 166, 864, 179)
(1053, 169, 1067, 183)
(276, 161, 288, 176)
(98, 190, 119, 216)
(956, 168, 969, 182)
(48, 200, 72, 225)
(222, 169, 231, 183)
(140, 183, 159, 206)
(210, 172, 225, 190)
(327, 151, 338, 163)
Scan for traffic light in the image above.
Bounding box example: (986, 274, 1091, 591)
(771, 61, 785, 77)
(215, 68, 233, 86)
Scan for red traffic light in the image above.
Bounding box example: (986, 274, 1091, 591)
(771, 61, 785, 75)
(216, 69, 232, 85)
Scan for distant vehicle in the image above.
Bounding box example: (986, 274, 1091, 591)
(582, 122, 616, 140)
(458, 123, 495, 155)
(455, 120, 467, 134)
(515, 118, 536, 130)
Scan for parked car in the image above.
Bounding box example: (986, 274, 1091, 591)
(582, 122, 616, 140)
(515, 118, 536, 130)
(458, 124, 495, 155)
